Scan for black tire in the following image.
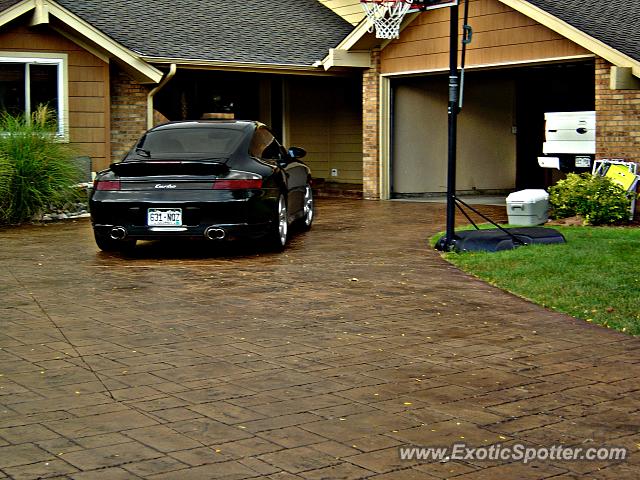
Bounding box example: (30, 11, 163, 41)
(265, 194, 288, 252)
(299, 184, 314, 231)
(94, 230, 136, 252)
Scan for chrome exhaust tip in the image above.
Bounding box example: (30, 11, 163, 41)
(204, 227, 226, 240)
(110, 226, 127, 240)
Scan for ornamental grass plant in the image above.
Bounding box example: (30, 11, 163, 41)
(0, 105, 79, 224)
(0, 154, 13, 219)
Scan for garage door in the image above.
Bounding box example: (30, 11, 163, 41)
(391, 73, 517, 197)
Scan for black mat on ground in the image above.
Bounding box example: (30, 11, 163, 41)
(437, 227, 566, 252)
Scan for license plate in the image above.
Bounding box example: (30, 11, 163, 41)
(575, 156, 592, 168)
(147, 208, 182, 226)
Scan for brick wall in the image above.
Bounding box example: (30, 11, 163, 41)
(362, 48, 381, 199)
(595, 57, 640, 219)
(595, 57, 640, 162)
(110, 67, 149, 162)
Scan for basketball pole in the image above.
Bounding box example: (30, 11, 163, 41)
(444, 3, 460, 249)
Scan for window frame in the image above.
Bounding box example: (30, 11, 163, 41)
(250, 126, 284, 162)
(0, 52, 68, 140)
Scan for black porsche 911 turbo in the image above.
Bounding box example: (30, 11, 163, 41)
(90, 120, 314, 252)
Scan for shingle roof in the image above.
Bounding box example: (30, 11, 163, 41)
(0, 1, 638, 66)
(0, 0, 20, 10)
(55, 0, 353, 66)
(527, 0, 640, 62)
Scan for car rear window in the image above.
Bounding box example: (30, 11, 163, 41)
(139, 127, 245, 157)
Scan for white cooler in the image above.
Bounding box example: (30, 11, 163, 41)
(506, 189, 549, 226)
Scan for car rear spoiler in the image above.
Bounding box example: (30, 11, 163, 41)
(110, 161, 230, 177)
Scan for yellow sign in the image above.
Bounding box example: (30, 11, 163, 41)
(605, 164, 637, 191)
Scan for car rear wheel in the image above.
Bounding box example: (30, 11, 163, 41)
(94, 230, 136, 253)
(266, 194, 288, 251)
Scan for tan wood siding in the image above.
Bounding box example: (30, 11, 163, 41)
(318, 0, 365, 25)
(68, 81, 105, 97)
(69, 111, 105, 128)
(0, 21, 110, 169)
(381, 0, 591, 74)
(288, 76, 363, 183)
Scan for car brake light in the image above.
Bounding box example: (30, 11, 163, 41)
(213, 179, 262, 190)
(94, 180, 121, 191)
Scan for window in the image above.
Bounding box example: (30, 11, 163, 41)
(0, 54, 67, 137)
(250, 127, 282, 161)
(139, 127, 245, 157)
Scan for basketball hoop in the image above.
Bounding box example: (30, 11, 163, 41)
(360, 0, 459, 39)
(360, 0, 413, 39)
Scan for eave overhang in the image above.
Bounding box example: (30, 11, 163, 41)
(142, 56, 342, 76)
(319, 12, 419, 70)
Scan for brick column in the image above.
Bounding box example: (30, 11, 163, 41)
(110, 67, 150, 162)
(596, 57, 640, 219)
(595, 57, 640, 162)
(362, 48, 381, 200)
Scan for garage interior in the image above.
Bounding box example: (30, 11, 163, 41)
(153, 70, 363, 185)
(390, 60, 595, 198)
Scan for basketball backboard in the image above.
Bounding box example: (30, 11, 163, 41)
(409, 0, 459, 12)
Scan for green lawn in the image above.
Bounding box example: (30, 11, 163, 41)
(436, 226, 640, 335)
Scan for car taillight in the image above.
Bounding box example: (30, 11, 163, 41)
(94, 180, 121, 191)
(213, 179, 262, 190)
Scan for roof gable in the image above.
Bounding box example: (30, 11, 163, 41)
(326, 0, 640, 76)
(501, 0, 640, 76)
(526, 0, 640, 63)
(0, 0, 163, 82)
(379, 0, 592, 75)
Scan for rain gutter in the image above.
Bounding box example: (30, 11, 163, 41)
(147, 63, 177, 129)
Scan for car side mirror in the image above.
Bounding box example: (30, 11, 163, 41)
(288, 146, 306, 159)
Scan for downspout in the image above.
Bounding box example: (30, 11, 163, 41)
(147, 63, 177, 129)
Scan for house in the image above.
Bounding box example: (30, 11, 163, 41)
(319, 0, 640, 199)
(0, 0, 362, 184)
(0, 0, 638, 201)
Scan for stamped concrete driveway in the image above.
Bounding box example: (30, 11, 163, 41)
(1, 199, 639, 480)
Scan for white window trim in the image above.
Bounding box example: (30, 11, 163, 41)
(0, 52, 69, 140)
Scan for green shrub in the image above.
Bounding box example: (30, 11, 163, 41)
(548, 173, 631, 225)
(0, 106, 79, 224)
